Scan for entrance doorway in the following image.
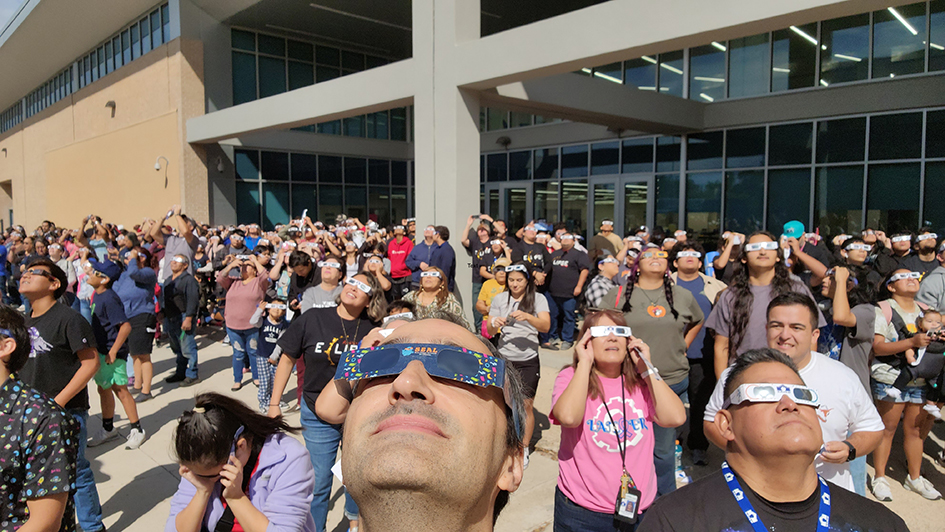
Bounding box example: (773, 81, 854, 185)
(589, 175, 654, 237)
(483, 182, 532, 231)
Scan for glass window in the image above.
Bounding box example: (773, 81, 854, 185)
(90, 49, 98, 81)
(561, 180, 588, 238)
(624, 181, 649, 231)
(816, 117, 866, 163)
(391, 187, 409, 223)
(592, 62, 622, 83)
(534, 181, 559, 223)
(509, 151, 532, 180)
(814, 165, 864, 235)
(262, 183, 290, 230)
(151, 11, 162, 47)
(370, 187, 391, 227)
(925, 162, 945, 233)
(487, 153, 508, 182)
(83, 56, 90, 86)
(591, 141, 619, 175)
(487, 108, 508, 131)
(345, 186, 367, 221)
(131, 24, 140, 60)
(258, 56, 286, 98)
(105, 42, 113, 74)
(316, 46, 340, 66)
(288, 61, 314, 90)
(288, 40, 313, 62)
(593, 184, 616, 227)
(771, 24, 817, 92)
(726, 127, 766, 168)
(867, 163, 920, 230)
(235, 149, 259, 180)
(724, 170, 765, 233)
(625, 57, 657, 90)
(232, 29, 255, 51)
(689, 44, 726, 102)
(261, 151, 289, 181)
(869, 113, 922, 160)
(510, 112, 532, 128)
(769, 122, 813, 166)
(729, 33, 769, 98)
(319, 185, 344, 222)
(162, 4, 170, 42)
(390, 108, 407, 141)
(344, 158, 367, 184)
(656, 136, 682, 172)
(687, 132, 723, 170)
(344, 116, 364, 137)
(369, 159, 390, 185)
(98, 46, 106, 77)
(534, 148, 559, 180)
(622, 138, 654, 173)
(122, 30, 131, 65)
(369, 111, 389, 139)
(236, 182, 261, 225)
(873, 3, 926, 78)
(141, 18, 152, 54)
(316, 65, 340, 82)
(258, 34, 285, 56)
(931, 0, 945, 71)
(342, 51, 365, 72)
(366, 55, 389, 69)
(317, 120, 341, 135)
(561, 145, 589, 178)
(658, 51, 684, 97)
(292, 184, 317, 220)
(656, 173, 680, 231)
(112, 37, 122, 69)
(821, 14, 870, 85)
(291, 153, 317, 182)
(768, 169, 812, 233)
(686, 172, 722, 236)
(392, 161, 408, 186)
(319, 156, 343, 183)
(232, 52, 257, 105)
(928, 110, 945, 158)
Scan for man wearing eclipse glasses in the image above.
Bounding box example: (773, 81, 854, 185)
(638, 348, 908, 532)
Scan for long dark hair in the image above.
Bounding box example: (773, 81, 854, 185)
(727, 231, 794, 358)
(574, 310, 642, 399)
(504, 261, 536, 315)
(621, 246, 679, 320)
(173, 392, 300, 467)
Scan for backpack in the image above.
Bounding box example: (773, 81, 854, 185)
(875, 300, 929, 369)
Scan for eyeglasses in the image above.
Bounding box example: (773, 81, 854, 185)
(420, 271, 441, 278)
(844, 243, 872, 252)
(560, 235, 574, 241)
(23, 268, 56, 281)
(393, 225, 405, 231)
(601, 221, 614, 226)
(891, 235, 912, 243)
(640, 250, 668, 259)
(505, 265, 529, 275)
(723, 383, 820, 409)
(345, 277, 373, 294)
(598, 257, 619, 265)
(743, 241, 779, 252)
(917, 233, 938, 242)
(589, 325, 632, 338)
(91, 270, 109, 279)
(676, 251, 702, 258)
(383, 312, 414, 325)
(887, 271, 922, 284)
(265, 303, 288, 310)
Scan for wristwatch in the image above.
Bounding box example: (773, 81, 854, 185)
(841, 440, 856, 462)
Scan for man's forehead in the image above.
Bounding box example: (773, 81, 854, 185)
(739, 362, 805, 387)
(380, 320, 489, 353)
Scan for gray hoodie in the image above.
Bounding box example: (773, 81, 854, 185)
(916, 266, 945, 312)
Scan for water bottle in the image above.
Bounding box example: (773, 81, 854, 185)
(674, 440, 683, 471)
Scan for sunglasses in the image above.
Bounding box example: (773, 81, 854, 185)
(891, 235, 912, 242)
(317, 261, 341, 269)
(393, 225, 405, 230)
(24, 268, 56, 281)
(844, 243, 872, 252)
(560, 235, 574, 241)
(917, 233, 938, 242)
(420, 271, 441, 278)
(887, 271, 922, 284)
(598, 257, 619, 265)
(505, 265, 529, 275)
(266, 303, 288, 310)
(676, 251, 702, 258)
(641, 250, 668, 259)
(91, 270, 109, 279)
(589, 325, 632, 338)
(383, 312, 414, 325)
(723, 383, 820, 409)
(601, 221, 614, 226)
(743, 241, 779, 252)
(345, 277, 372, 294)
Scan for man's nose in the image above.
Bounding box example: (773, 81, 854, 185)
(388, 360, 436, 405)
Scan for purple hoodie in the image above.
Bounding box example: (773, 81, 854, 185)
(165, 433, 316, 532)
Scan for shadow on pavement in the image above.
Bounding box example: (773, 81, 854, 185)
(102, 464, 178, 532)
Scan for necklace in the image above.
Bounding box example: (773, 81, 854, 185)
(339, 310, 361, 348)
(638, 285, 667, 318)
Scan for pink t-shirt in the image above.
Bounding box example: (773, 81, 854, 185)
(218, 270, 270, 330)
(551, 366, 657, 513)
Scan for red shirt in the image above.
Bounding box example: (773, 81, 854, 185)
(387, 237, 414, 278)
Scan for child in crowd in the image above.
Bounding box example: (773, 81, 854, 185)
(249, 298, 293, 414)
(889, 310, 945, 419)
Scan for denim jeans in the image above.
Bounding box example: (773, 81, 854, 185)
(554, 486, 640, 532)
(67, 409, 105, 531)
(548, 296, 578, 343)
(685, 356, 715, 452)
(849, 451, 868, 496)
(539, 292, 555, 344)
(300, 400, 359, 531)
(226, 327, 260, 383)
(165, 316, 198, 379)
(471, 281, 484, 332)
(653, 377, 689, 496)
(71, 296, 92, 324)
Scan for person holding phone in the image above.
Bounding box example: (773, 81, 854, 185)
(217, 254, 271, 391)
(551, 310, 686, 531)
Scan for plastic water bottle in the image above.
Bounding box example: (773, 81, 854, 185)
(674, 440, 683, 471)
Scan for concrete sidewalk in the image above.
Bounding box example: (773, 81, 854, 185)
(86, 328, 944, 531)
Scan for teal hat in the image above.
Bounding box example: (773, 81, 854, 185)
(782, 220, 805, 240)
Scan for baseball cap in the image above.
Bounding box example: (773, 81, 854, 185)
(90, 259, 122, 281)
(493, 257, 512, 270)
(782, 220, 805, 240)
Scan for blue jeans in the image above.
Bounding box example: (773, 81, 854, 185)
(554, 486, 640, 532)
(165, 316, 198, 379)
(300, 400, 359, 531)
(539, 293, 555, 344)
(68, 409, 105, 531)
(653, 377, 689, 497)
(472, 281, 484, 331)
(71, 297, 92, 324)
(226, 327, 260, 383)
(549, 296, 578, 343)
(849, 455, 867, 496)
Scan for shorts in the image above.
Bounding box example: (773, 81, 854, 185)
(127, 313, 157, 355)
(509, 357, 541, 399)
(95, 354, 129, 388)
(872, 379, 926, 404)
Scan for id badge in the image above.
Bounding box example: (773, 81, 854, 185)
(614, 486, 641, 524)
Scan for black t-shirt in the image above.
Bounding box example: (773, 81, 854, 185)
(637, 469, 910, 532)
(21, 302, 98, 411)
(91, 289, 129, 360)
(512, 242, 550, 272)
(900, 254, 939, 278)
(548, 248, 590, 298)
(471, 240, 493, 283)
(277, 306, 372, 414)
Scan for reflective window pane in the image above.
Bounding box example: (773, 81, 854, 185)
(867, 163, 920, 230)
(625, 57, 657, 91)
(291, 153, 317, 182)
(288, 40, 313, 62)
(534, 181, 559, 223)
(821, 14, 870, 85)
(288, 61, 314, 90)
(510, 112, 532, 128)
(561, 145, 589, 178)
(622, 138, 654, 174)
(729, 33, 769, 98)
(236, 182, 261, 225)
(591, 141, 619, 175)
(258, 56, 286, 98)
(593, 184, 616, 228)
(816, 117, 866, 163)
(316, 65, 340, 82)
(141, 19, 152, 54)
(391, 161, 408, 186)
(344, 116, 364, 137)
(342, 51, 365, 72)
(369, 159, 390, 185)
(656, 136, 681, 172)
(592, 62, 622, 83)
(534, 148, 559, 180)
(724, 170, 764, 233)
(344, 158, 367, 184)
(509, 150, 532, 181)
(263, 183, 290, 230)
(487, 108, 508, 131)
(292, 184, 317, 219)
(928, 110, 945, 158)
(487, 153, 508, 182)
(319, 155, 343, 183)
(726, 127, 766, 168)
(392, 187, 409, 223)
(151, 11, 161, 47)
(931, 0, 945, 71)
(768, 169, 811, 233)
(131, 24, 140, 60)
(561, 180, 588, 238)
(625, 181, 649, 232)
(162, 4, 170, 42)
(316, 46, 340, 66)
(390, 108, 408, 141)
(686, 172, 722, 237)
(232, 29, 255, 52)
(687, 132, 723, 170)
(869, 113, 922, 160)
(369, 187, 391, 227)
(317, 120, 341, 135)
(235, 150, 259, 180)
(658, 51, 684, 97)
(872, 3, 926, 78)
(771, 24, 817, 92)
(232, 52, 257, 104)
(689, 44, 725, 102)
(656, 174, 680, 231)
(925, 162, 945, 233)
(319, 185, 344, 222)
(345, 187, 367, 221)
(769, 122, 813, 166)
(261, 151, 289, 181)
(814, 165, 864, 235)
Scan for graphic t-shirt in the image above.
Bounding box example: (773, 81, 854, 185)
(637, 469, 909, 532)
(258, 318, 290, 359)
(277, 306, 373, 413)
(300, 284, 342, 311)
(489, 291, 549, 362)
(551, 367, 657, 513)
(548, 248, 591, 298)
(91, 289, 129, 360)
(22, 302, 98, 411)
(471, 241, 494, 284)
(675, 276, 712, 360)
(477, 279, 505, 320)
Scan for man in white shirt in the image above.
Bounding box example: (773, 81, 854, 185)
(703, 292, 884, 493)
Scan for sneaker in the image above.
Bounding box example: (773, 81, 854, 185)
(885, 387, 902, 400)
(282, 401, 300, 413)
(126, 376, 135, 388)
(222, 336, 231, 345)
(180, 377, 200, 388)
(691, 448, 708, 466)
(559, 342, 574, 350)
(125, 428, 147, 450)
(165, 374, 185, 384)
(88, 427, 120, 447)
(923, 403, 943, 420)
(540, 342, 559, 351)
(523, 447, 530, 470)
(871, 476, 893, 502)
(134, 392, 153, 403)
(903, 475, 942, 500)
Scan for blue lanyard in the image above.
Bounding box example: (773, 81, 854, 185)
(721, 461, 830, 532)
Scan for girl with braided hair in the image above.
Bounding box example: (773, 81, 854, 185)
(602, 245, 703, 497)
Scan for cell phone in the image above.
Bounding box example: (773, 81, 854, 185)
(230, 426, 245, 455)
(300, 209, 308, 221)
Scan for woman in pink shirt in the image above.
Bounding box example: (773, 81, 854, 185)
(217, 254, 270, 391)
(551, 309, 686, 531)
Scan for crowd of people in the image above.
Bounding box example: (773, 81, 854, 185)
(3, 204, 944, 532)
